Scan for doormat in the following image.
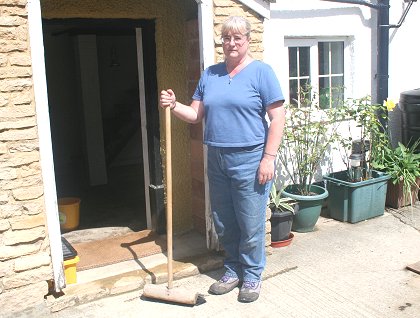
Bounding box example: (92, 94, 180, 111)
(72, 230, 166, 271)
(407, 261, 420, 275)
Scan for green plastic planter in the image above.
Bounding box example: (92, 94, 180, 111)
(282, 184, 329, 233)
(323, 170, 390, 223)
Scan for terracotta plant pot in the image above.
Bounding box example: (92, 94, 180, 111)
(385, 178, 420, 209)
(271, 233, 294, 248)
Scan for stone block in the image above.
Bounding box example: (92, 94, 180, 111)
(1, 0, 28, 5)
(0, 104, 35, 119)
(0, 66, 32, 79)
(0, 40, 27, 53)
(9, 54, 31, 66)
(10, 91, 32, 105)
(0, 16, 26, 27)
(0, 78, 32, 92)
(46, 293, 77, 313)
(14, 252, 51, 272)
(0, 193, 9, 204)
(0, 126, 38, 141)
(22, 198, 45, 215)
(2, 265, 51, 290)
(19, 162, 41, 178)
(0, 27, 17, 41)
(0, 281, 49, 315)
(12, 185, 43, 201)
(3, 226, 45, 245)
(0, 203, 23, 218)
(10, 213, 45, 230)
(0, 55, 7, 67)
(0, 143, 8, 154)
(8, 141, 38, 153)
(16, 25, 27, 41)
(0, 167, 18, 180)
(1, 5, 28, 18)
(0, 242, 41, 261)
(0, 260, 13, 277)
(0, 219, 11, 232)
(110, 275, 144, 295)
(0, 117, 36, 131)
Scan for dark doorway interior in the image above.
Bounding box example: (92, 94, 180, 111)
(42, 19, 160, 240)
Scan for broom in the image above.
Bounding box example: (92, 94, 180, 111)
(142, 106, 199, 305)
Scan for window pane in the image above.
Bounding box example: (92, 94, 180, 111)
(319, 77, 330, 109)
(299, 47, 310, 77)
(318, 42, 329, 75)
(331, 76, 344, 107)
(331, 42, 344, 74)
(289, 47, 297, 77)
(289, 79, 298, 106)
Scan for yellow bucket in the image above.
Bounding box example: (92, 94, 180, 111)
(58, 197, 81, 231)
(63, 255, 80, 284)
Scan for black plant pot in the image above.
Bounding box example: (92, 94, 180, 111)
(270, 209, 294, 242)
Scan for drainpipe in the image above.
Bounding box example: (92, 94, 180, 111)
(377, 0, 389, 106)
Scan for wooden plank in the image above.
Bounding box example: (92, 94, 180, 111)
(407, 261, 420, 275)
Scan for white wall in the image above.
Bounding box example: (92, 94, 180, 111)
(265, 0, 376, 102)
(388, 0, 420, 101)
(264, 1, 382, 179)
(265, 0, 419, 180)
(266, 0, 419, 102)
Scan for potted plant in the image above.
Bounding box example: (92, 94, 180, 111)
(268, 183, 296, 247)
(372, 132, 420, 209)
(378, 141, 420, 208)
(323, 97, 391, 223)
(278, 87, 347, 232)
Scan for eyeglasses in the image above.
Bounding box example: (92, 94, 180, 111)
(221, 35, 247, 45)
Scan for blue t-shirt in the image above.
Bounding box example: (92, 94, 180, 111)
(192, 60, 284, 147)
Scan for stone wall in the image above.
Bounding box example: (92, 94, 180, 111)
(213, 0, 265, 62)
(0, 0, 51, 313)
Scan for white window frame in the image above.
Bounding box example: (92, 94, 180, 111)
(284, 37, 351, 108)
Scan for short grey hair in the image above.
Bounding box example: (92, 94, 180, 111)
(221, 16, 251, 38)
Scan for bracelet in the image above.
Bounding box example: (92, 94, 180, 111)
(170, 99, 177, 110)
(264, 152, 276, 157)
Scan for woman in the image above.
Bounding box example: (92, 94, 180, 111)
(160, 16, 285, 303)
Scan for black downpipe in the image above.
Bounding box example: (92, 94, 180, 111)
(377, 0, 390, 105)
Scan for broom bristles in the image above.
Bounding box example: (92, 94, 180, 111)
(143, 283, 198, 305)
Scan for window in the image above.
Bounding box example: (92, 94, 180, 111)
(287, 39, 345, 108)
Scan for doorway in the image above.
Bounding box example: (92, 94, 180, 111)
(42, 19, 162, 246)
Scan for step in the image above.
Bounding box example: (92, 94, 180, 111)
(46, 251, 223, 313)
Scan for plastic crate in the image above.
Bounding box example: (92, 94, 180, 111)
(61, 237, 79, 284)
(324, 170, 390, 223)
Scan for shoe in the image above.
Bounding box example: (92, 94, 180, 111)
(208, 275, 240, 295)
(238, 280, 261, 303)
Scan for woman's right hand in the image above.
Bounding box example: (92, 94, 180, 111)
(160, 89, 176, 109)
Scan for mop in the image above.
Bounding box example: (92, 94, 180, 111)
(142, 107, 199, 305)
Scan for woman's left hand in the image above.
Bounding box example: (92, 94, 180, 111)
(258, 156, 275, 184)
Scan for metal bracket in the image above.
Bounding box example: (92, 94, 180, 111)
(380, 0, 417, 28)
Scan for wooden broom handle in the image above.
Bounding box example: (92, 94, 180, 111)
(165, 106, 173, 289)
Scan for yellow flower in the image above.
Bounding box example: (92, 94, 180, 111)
(383, 99, 396, 111)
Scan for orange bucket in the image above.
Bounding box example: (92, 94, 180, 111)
(58, 197, 81, 231)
